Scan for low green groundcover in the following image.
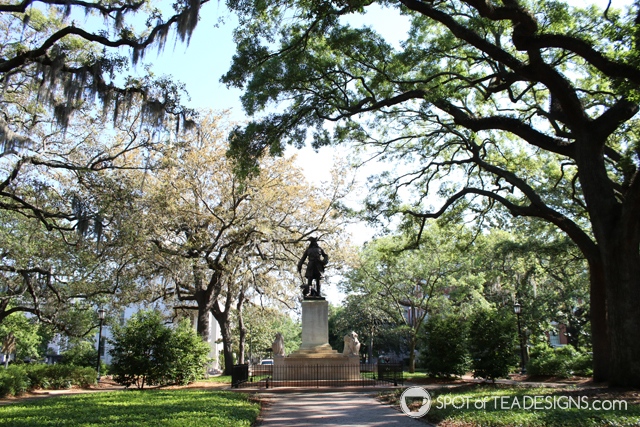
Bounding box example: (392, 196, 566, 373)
(0, 389, 259, 427)
(383, 384, 640, 427)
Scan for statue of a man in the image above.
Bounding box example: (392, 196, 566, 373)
(297, 237, 328, 297)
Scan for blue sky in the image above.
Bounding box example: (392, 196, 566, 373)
(144, 2, 243, 116)
(144, 2, 413, 119)
(145, 0, 630, 115)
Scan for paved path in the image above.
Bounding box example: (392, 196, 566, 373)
(257, 391, 432, 427)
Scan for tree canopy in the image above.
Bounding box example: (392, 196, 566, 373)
(0, 0, 205, 227)
(344, 223, 467, 372)
(0, 0, 208, 335)
(0, 0, 202, 137)
(126, 111, 353, 373)
(0, 98, 168, 336)
(224, 0, 640, 386)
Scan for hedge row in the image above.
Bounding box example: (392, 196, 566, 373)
(420, 308, 519, 381)
(526, 343, 593, 377)
(0, 364, 96, 397)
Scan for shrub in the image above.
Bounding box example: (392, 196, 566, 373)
(0, 365, 30, 397)
(420, 314, 470, 377)
(0, 364, 97, 397)
(60, 340, 108, 377)
(109, 310, 211, 389)
(46, 364, 75, 389)
(71, 366, 98, 388)
(166, 319, 212, 385)
(24, 363, 51, 389)
(61, 341, 99, 368)
(109, 310, 170, 389)
(527, 343, 593, 377)
(572, 352, 593, 377)
(468, 307, 518, 381)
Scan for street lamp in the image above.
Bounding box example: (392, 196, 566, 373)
(513, 302, 526, 374)
(249, 325, 253, 365)
(96, 308, 106, 382)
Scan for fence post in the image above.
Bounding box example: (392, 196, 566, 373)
(231, 364, 249, 388)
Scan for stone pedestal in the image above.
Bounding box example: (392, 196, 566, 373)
(273, 298, 359, 380)
(301, 298, 329, 350)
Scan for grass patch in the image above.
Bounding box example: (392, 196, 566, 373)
(404, 370, 428, 378)
(381, 384, 640, 427)
(200, 375, 231, 384)
(0, 389, 259, 427)
(404, 370, 430, 380)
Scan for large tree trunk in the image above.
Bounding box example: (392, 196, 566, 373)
(196, 304, 211, 343)
(189, 266, 218, 345)
(238, 320, 246, 365)
(215, 312, 234, 375)
(602, 232, 640, 387)
(211, 288, 235, 375)
(576, 132, 640, 387)
(588, 260, 610, 383)
(408, 333, 417, 373)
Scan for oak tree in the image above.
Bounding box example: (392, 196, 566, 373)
(0, 0, 200, 226)
(0, 102, 167, 336)
(344, 225, 461, 372)
(224, 0, 640, 386)
(141, 112, 350, 373)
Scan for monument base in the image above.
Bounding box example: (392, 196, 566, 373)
(273, 299, 360, 380)
(273, 353, 360, 380)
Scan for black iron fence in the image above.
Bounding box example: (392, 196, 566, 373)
(231, 363, 403, 388)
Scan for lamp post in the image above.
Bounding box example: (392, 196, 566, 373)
(249, 325, 253, 365)
(513, 302, 526, 374)
(96, 308, 106, 382)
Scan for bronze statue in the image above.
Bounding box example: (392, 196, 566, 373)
(297, 237, 328, 298)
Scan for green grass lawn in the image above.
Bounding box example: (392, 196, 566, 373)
(381, 384, 640, 427)
(0, 389, 259, 427)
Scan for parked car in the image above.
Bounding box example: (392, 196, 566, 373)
(250, 358, 273, 376)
